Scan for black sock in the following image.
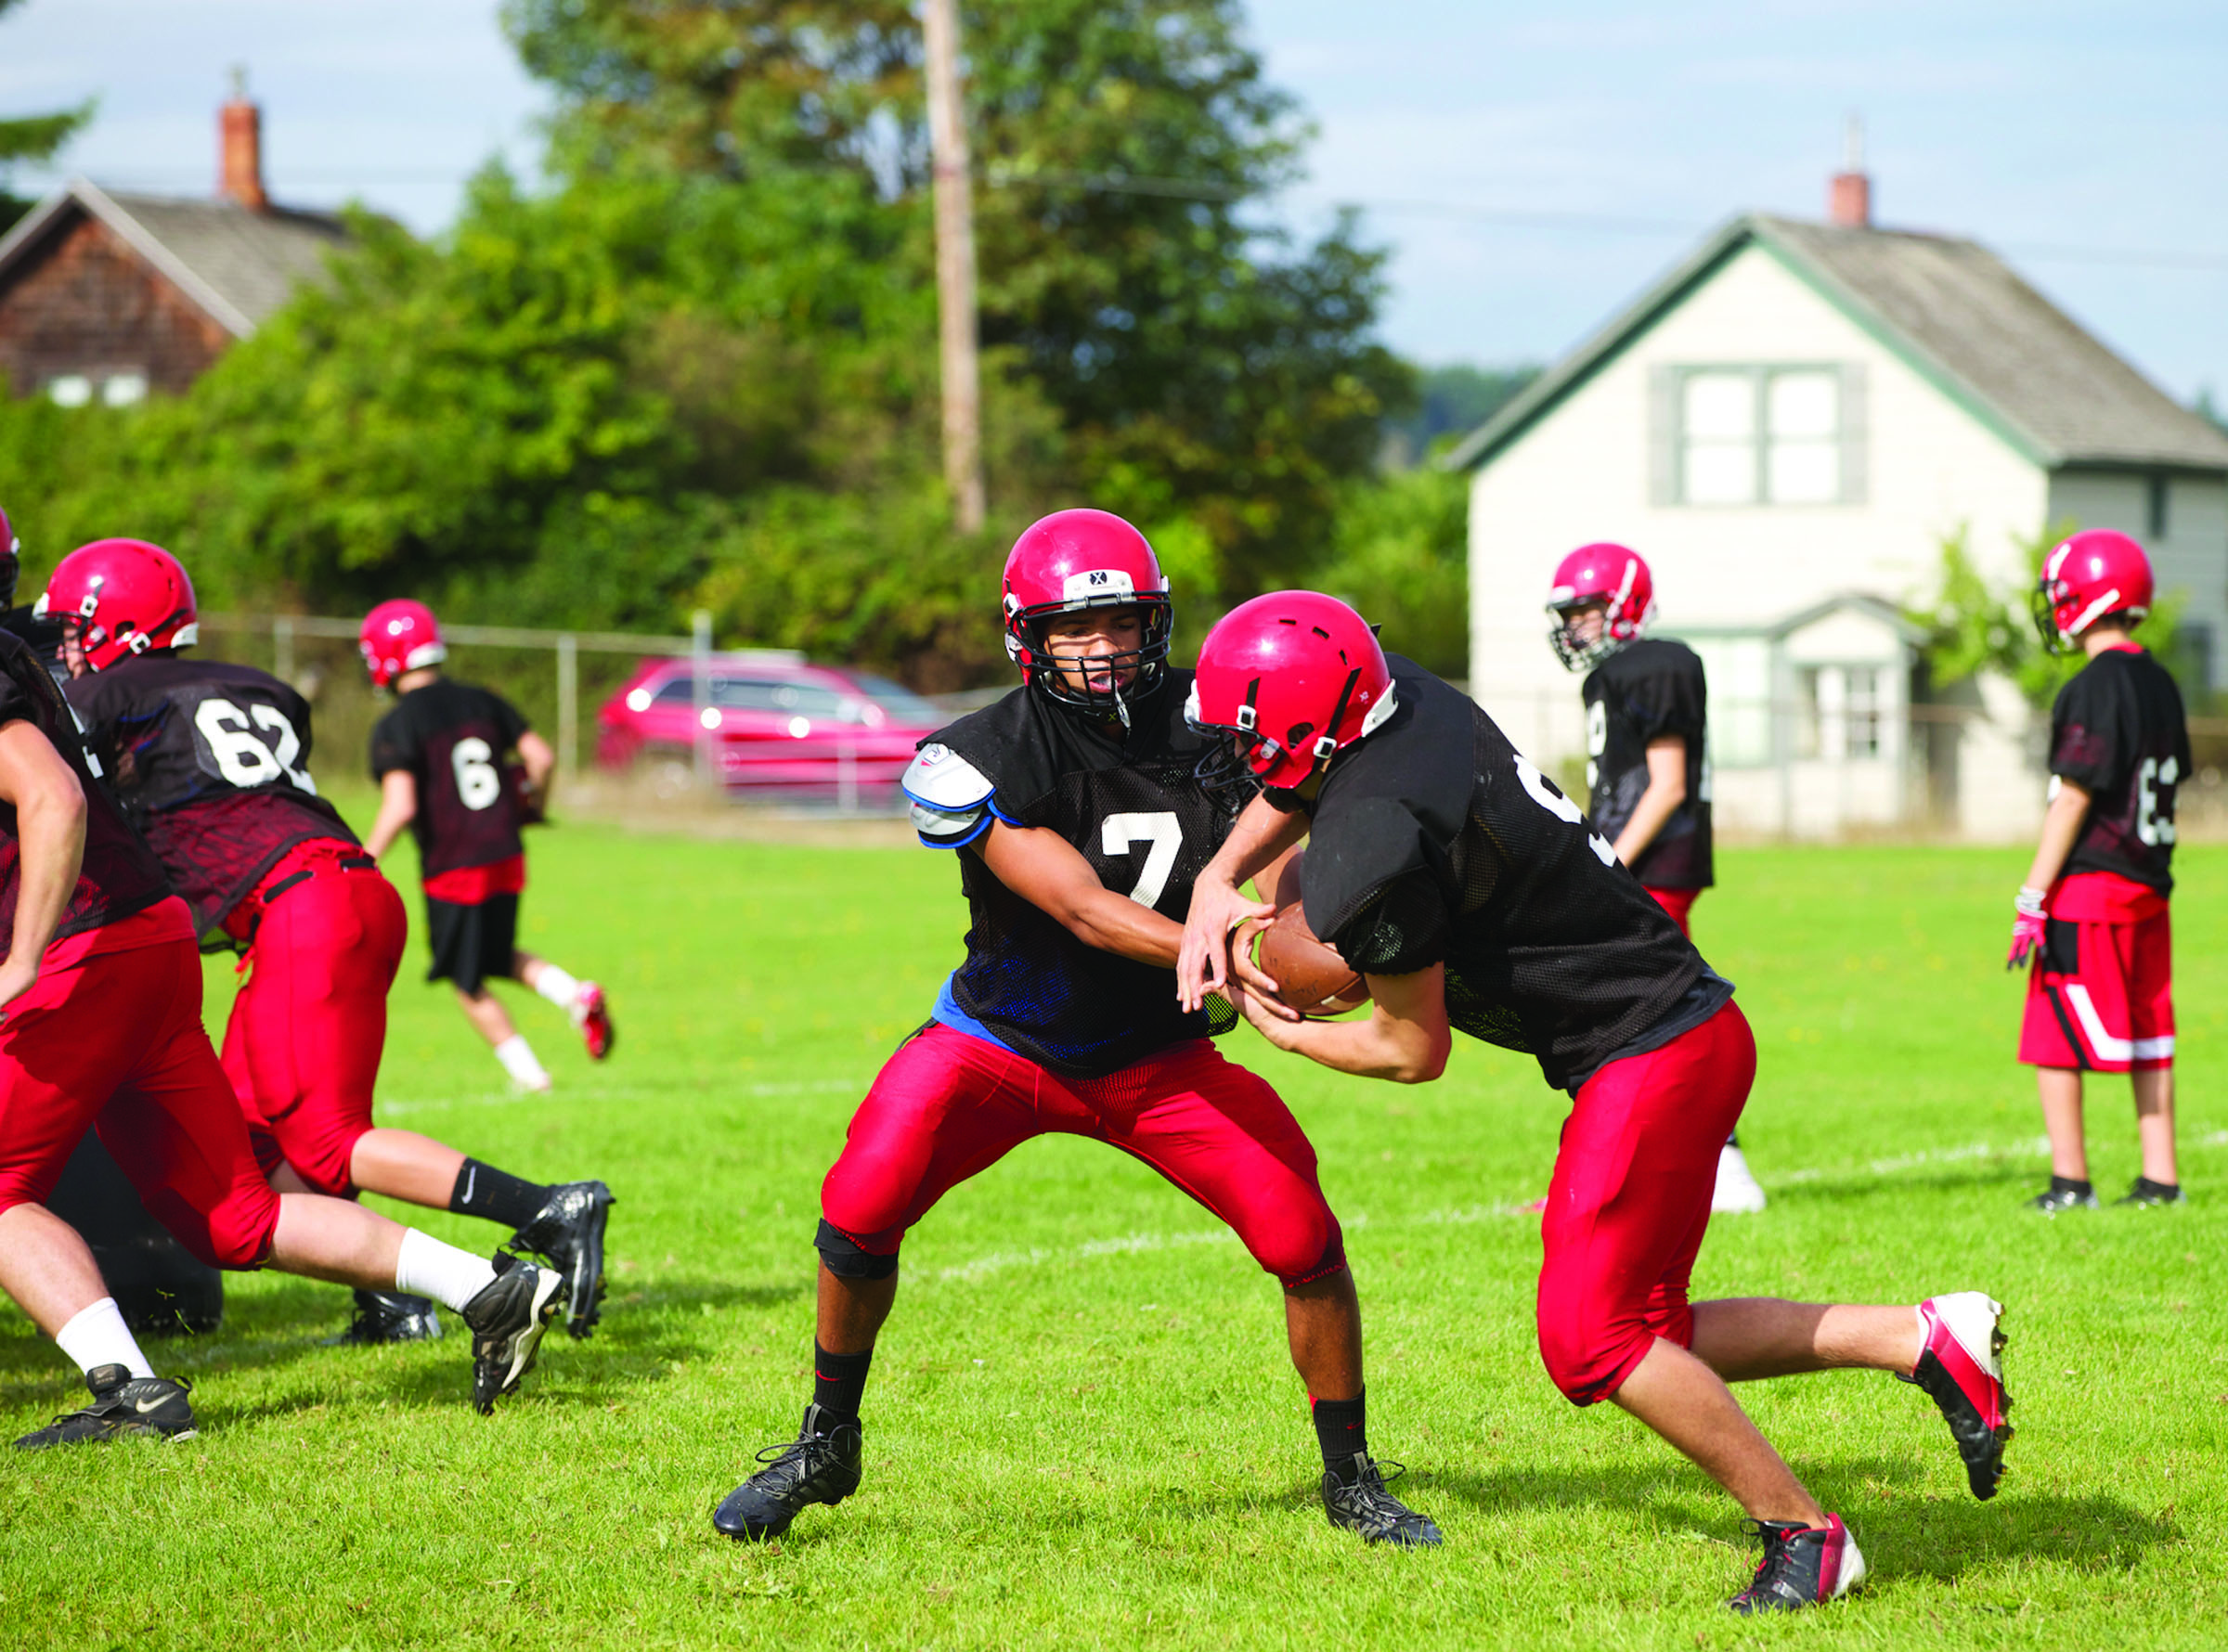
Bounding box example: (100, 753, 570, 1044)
(2131, 1175, 2179, 1194)
(812, 1343, 874, 1426)
(1311, 1389, 1367, 1472)
(447, 1158, 553, 1229)
(2049, 1174, 2094, 1197)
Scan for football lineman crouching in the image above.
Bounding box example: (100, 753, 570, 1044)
(1176, 593, 2013, 1612)
(0, 620, 566, 1445)
(43, 538, 615, 1347)
(714, 510, 1438, 1547)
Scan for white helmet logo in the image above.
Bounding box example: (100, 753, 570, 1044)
(1063, 569, 1135, 602)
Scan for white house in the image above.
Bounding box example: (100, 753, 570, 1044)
(1450, 175, 2228, 840)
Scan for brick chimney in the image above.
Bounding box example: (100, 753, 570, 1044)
(1829, 111, 1871, 228)
(219, 67, 267, 212)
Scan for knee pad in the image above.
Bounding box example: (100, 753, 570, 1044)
(815, 1217, 900, 1280)
(1275, 1229, 1349, 1290)
(1536, 1315, 1651, 1408)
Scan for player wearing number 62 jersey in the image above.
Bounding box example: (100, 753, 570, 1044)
(1180, 594, 2014, 1613)
(360, 599, 614, 1095)
(49, 541, 614, 1345)
(713, 510, 1438, 1550)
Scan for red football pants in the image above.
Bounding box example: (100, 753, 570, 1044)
(1536, 1000, 1755, 1405)
(224, 868, 408, 1196)
(0, 932, 279, 1269)
(2018, 910, 2173, 1073)
(822, 1024, 1346, 1286)
(1645, 884, 1699, 937)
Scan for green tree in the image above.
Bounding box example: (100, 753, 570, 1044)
(1303, 464, 1468, 677)
(0, 0, 95, 231)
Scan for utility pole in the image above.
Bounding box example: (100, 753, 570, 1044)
(923, 0, 986, 533)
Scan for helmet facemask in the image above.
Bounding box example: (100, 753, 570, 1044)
(1010, 595, 1173, 729)
(1547, 600, 1624, 672)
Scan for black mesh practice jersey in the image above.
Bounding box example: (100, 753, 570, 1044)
(2049, 646, 2191, 894)
(1296, 656, 1716, 1093)
(1583, 637, 1713, 890)
(930, 673, 1241, 1078)
(65, 654, 357, 943)
(369, 678, 530, 877)
(0, 630, 173, 959)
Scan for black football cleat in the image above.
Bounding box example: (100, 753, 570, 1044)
(324, 1289, 443, 1346)
(1729, 1514, 1866, 1613)
(1899, 1291, 2012, 1499)
(1320, 1452, 1444, 1547)
(14, 1363, 197, 1450)
(713, 1403, 863, 1542)
(461, 1254, 567, 1415)
(510, 1180, 615, 1340)
(2027, 1181, 2097, 1214)
(2115, 1177, 2184, 1207)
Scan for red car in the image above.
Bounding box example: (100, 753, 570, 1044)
(596, 653, 948, 804)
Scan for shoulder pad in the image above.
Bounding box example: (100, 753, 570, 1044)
(904, 742, 996, 847)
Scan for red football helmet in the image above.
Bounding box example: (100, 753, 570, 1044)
(1545, 542, 1654, 670)
(1186, 591, 1397, 792)
(359, 599, 447, 689)
(1002, 508, 1173, 720)
(0, 502, 18, 610)
(2035, 529, 2153, 654)
(35, 538, 200, 672)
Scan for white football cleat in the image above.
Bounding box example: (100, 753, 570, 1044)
(1712, 1142, 1768, 1214)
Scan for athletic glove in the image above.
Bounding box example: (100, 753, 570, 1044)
(2005, 886, 2048, 971)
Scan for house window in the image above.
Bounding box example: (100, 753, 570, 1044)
(1676, 367, 1846, 506)
(2146, 474, 2170, 541)
(101, 372, 149, 407)
(45, 375, 92, 408)
(1796, 665, 1882, 759)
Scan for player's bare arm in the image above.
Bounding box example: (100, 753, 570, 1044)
(975, 819, 1185, 966)
(1235, 962, 1451, 1083)
(1176, 792, 1307, 1011)
(517, 729, 556, 792)
(363, 768, 418, 860)
(1611, 736, 1687, 868)
(0, 718, 87, 1010)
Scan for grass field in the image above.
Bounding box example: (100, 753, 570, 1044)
(3, 814, 2224, 1649)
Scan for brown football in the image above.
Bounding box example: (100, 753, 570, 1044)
(1254, 853, 1369, 1013)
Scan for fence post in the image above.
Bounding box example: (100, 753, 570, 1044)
(692, 610, 714, 788)
(556, 632, 578, 784)
(273, 615, 294, 684)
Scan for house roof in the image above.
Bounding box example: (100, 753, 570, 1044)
(0, 176, 351, 339)
(1445, 212, 2228, 476)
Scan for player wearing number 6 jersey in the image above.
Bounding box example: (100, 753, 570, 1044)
(714, 510, 1437, 1550)
(47, 541, 614, 1344)
(359, 599, 614, 1094)
(1178, 593, 2014, 1612)
(2011, 530, 2190, 1212)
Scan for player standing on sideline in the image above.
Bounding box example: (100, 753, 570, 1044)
(44, 541, 615, 1344)
(2007, 529, 2189, 1210)
(0, 623, 567, 1445)
(1178, 593, 2013, 1613)
(713, 511, 1439, 1549)
(1546, 544, 1765, 1214)
(357, 600, 615, 1093)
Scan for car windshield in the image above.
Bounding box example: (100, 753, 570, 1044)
(652, 676, 850, 716)
(845, 673, 942, 724)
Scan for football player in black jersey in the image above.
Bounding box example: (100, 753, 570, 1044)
(1546, 544, 1764, 1214)
(2010, 530, 2190, 1210)
(713, 510, 1438, 1549)
(45, 540, 615, 1345)
(359, 600, 615, 1092)
(1179, 592, 2013, 1613)
(0, 613, 568, 1439)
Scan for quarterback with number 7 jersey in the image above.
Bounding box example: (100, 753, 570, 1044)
(713, 510, 1438, 1551)
(1175, 593, 2014, 1613)
(50, 542, 614, 1349)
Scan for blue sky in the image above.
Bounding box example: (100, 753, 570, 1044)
(4, 1, 2225, 402)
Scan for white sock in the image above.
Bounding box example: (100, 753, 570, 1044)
(395, 1228, 499, 1314)
(493, 1034, 551, 1089)
(55, 1297, 154, 1381)
(531, 964, 582, 1012)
